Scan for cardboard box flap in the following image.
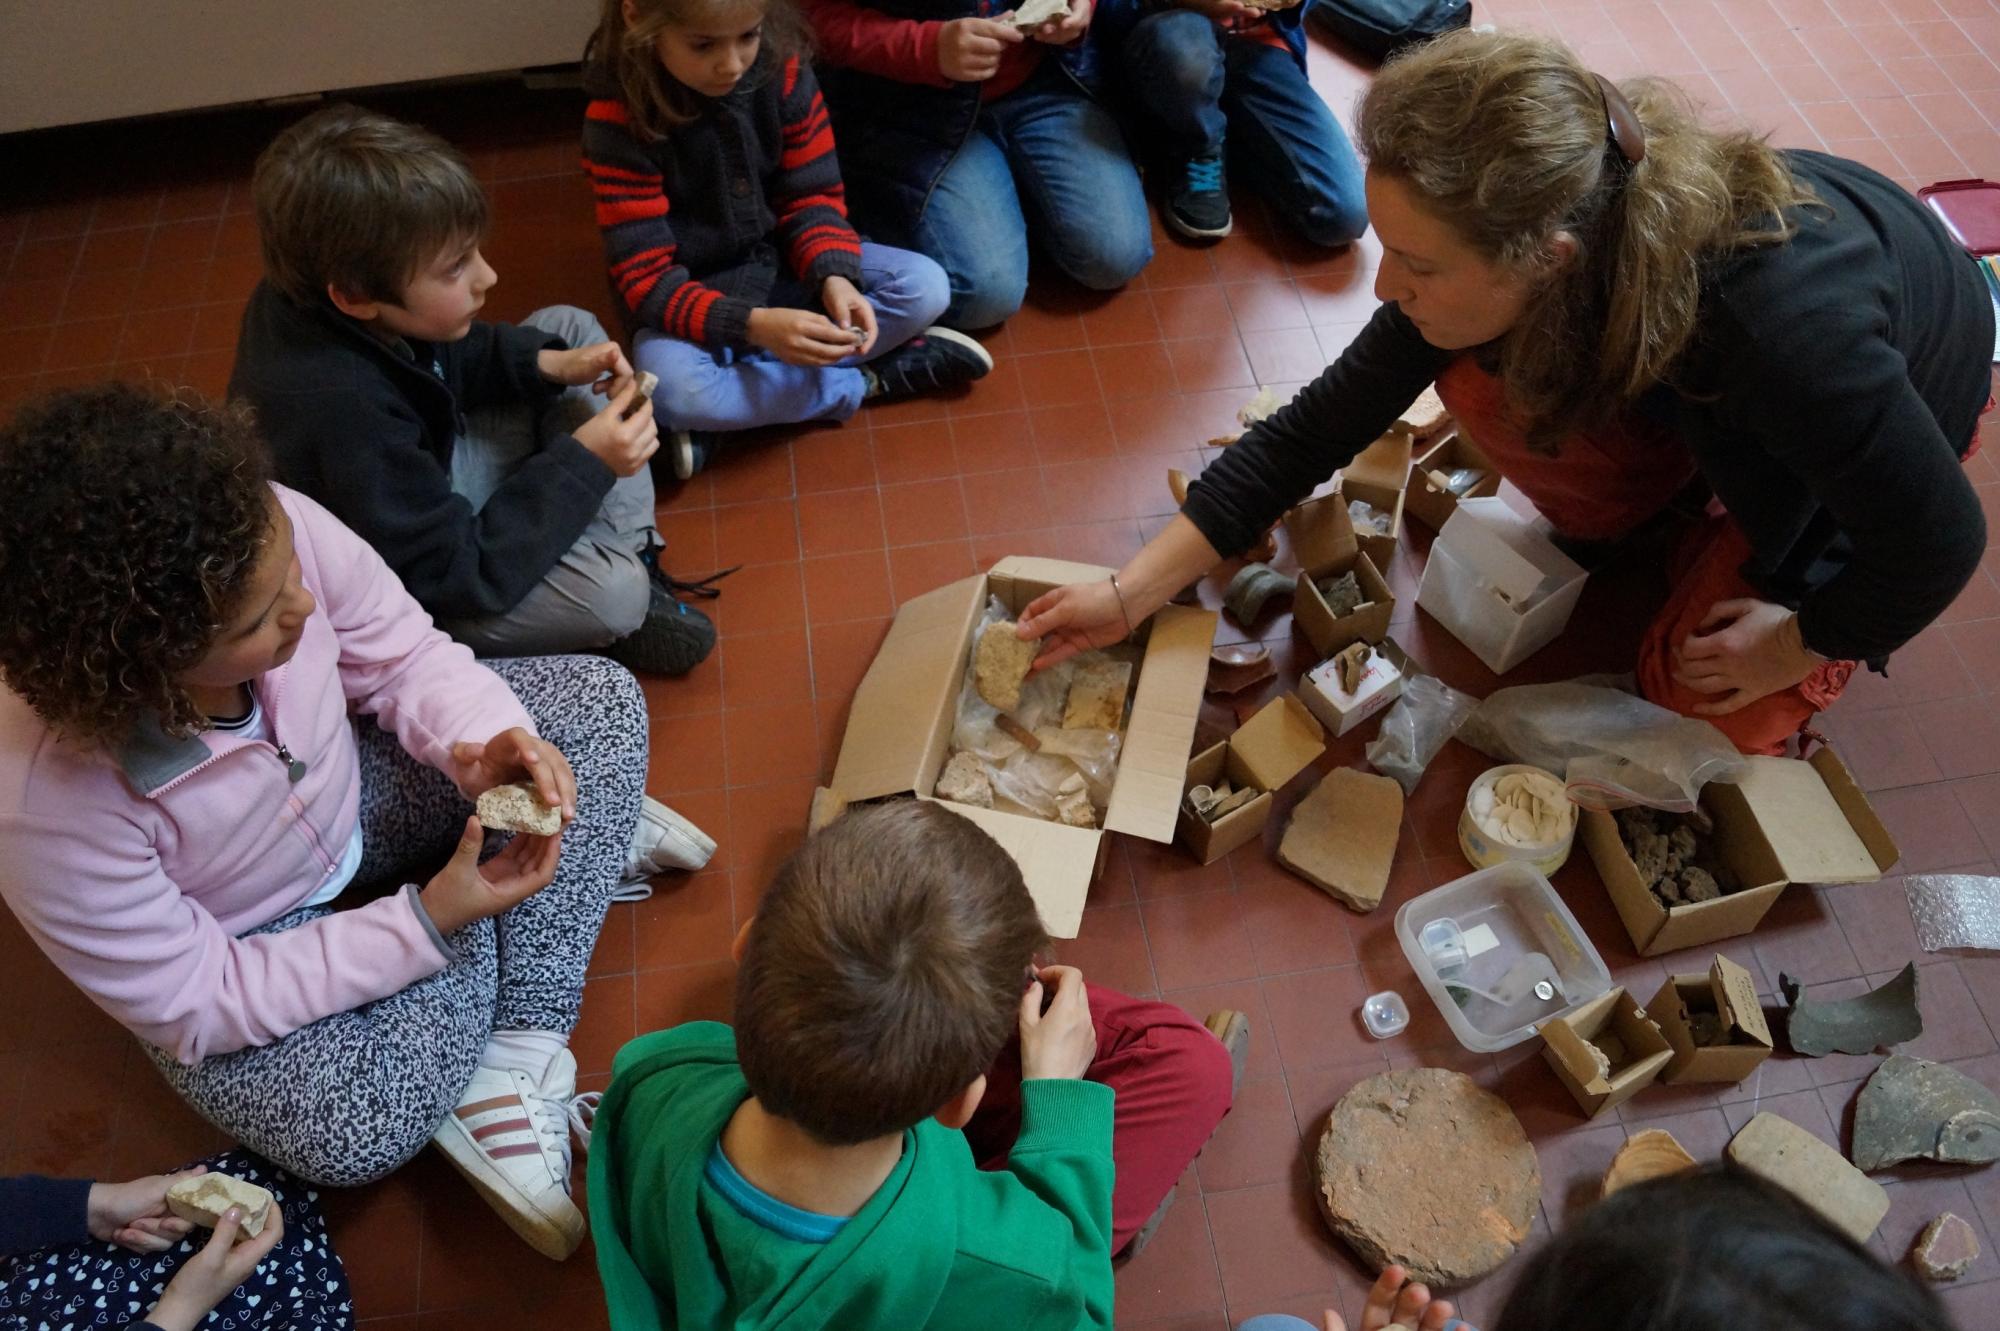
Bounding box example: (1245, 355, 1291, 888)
(937, 799, 1098, 939)
(1232, 694, 1327, 793)
(1344, 433, 1414, 492)
(1734, 752, 1890, 885)
(831, 574, 985, 802)
(1284, 493, 1358, 574)
(1541, 1014, 1611, 1092)
(1439, 498, 1582, 604)
(988, 555, 1117, 612)
(1709, 955, 1773, 1049)
(1104, 604, 1216, 842)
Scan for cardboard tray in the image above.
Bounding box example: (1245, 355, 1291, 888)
(829, 557, 1216, 938)
(1581, 747, 1898, 957)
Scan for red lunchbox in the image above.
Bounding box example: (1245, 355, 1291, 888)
(1920, 178, 2000, 256)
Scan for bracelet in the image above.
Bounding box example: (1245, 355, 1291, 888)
(1108, 573, 1137, 640)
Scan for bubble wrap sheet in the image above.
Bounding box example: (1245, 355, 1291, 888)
(1906, 874, 2000, 953)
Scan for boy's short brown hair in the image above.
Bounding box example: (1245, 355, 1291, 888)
(252, 103, 488, 307)
(735, 801, 1049, 1146)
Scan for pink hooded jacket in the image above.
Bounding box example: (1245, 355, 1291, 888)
(0, 485, 534, 1065)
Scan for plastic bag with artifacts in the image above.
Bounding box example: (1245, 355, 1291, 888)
(1367, 674, 1479, 795)
(1458, 676, 1747, 812)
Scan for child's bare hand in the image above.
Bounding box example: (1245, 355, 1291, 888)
(1017, 581, 1130, 670)
(419, 815, 561, 935)
(537, 341, 634, 389)
(821, 276, 878, 357)
(1031, 0, 1092, 45)
(748, 307, 866, 367)
(938, 17, 1025, 81)
(573, 383, 660, 476)
(1178, 0, 1253, 21)
(1318, 1265, 1458, 1331)
(145, 1207, 287, 1331)
(449, 727, 576, 819)
(87, 1168, 204, 1254)
(1019, 964, 1096, 1080)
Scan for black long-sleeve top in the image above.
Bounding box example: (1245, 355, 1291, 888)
(1185, 150, 1995, 664)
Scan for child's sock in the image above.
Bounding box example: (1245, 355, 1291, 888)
(480, 1029, 568, 1082)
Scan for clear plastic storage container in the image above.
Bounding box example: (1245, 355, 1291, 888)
(1395, 861, 1611, 1052)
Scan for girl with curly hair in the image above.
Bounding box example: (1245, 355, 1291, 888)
(0, 384, 649, 1261)
(1021, 27, 1993, 757)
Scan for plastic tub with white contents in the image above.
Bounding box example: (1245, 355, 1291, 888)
(1395, 861, 1611, 1052)
(1458, 763, 1576, 875)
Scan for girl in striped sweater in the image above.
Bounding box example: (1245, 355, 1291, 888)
(585, 0, 996, 479)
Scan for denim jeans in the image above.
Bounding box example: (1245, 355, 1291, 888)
(910, 62, 1153, 328)
(632, 241, 949, 432)
(1119, 11, 1368, 247)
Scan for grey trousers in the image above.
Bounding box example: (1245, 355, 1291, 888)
(439, 305, 660, 658)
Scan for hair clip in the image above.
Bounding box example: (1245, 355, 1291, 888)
(1593, 73, 1646, 166)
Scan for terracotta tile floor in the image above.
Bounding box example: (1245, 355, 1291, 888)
(6, 1, 2000, 1326)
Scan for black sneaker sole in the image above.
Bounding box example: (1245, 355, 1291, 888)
(606, 598, 716, 676)
(918, 326, 995, 377)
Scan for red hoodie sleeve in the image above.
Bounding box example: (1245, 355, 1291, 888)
(582, 97, 757, 350)
(798, 0, 953, 85)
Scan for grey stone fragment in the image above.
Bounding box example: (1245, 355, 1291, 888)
(1224, 563, 1297, 626)
(1852, 1054, 2000, 1172)
(1782, 963, 1923, 1058)
(1313, 1068, 1539, 1286)
(1317, 571, 1364, 618)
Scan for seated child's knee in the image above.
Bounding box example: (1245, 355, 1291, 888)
(528, 304, 612, 348)
(1130, 10, 1223, 94)
(1297, 197, 1369, 249)
(905, 253, 953, 326)
(595, 560, 656, 641)
(946, 261, 1027, 330)
(1064, 231, 1153, 293)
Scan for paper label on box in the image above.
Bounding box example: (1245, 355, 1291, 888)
(1461, 923, 1500, 958)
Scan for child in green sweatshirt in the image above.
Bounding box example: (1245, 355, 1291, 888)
(589, 799, 1244, 1330)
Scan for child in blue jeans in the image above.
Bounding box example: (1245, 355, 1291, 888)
(584, 0, 994, 478)
(1096, 0, 1366, 244)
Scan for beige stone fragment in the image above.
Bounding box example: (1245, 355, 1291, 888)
(935, 752, 994, 809)
(975, 621, 1040, 711)
(477, 782, 562, 836)
(1055, 773, 1097, 828)
(1064, 659, 1133, 730)
(166, 1172, 275, 1238)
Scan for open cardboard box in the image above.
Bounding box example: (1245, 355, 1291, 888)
(1580, 746, 1898, 958)
(1414, 496, 1587, 674)
(1298, 638, 1411, 738)
(1406, 431, 1501, 533)
(1645, 954, 1773, 1084)
(1178, 694, 1326, 864)
(1343, 432, 1414, 493)
(1539, 986, 1674, 1117)
(829, 557, 1216, 940)
(1283, 492, 1394, 658)
(1337, 474, 1406, 573)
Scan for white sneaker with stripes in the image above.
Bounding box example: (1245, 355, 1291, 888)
(432, 1048, 588, 1260)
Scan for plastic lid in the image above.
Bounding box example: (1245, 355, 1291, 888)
(1919, 179, 2000, 256)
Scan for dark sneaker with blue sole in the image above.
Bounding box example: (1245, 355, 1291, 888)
(1166, 149, 1232, 240)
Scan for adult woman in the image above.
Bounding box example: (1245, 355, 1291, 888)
(1022, 28, 1994, 754)
(0, 385, 647, 1260)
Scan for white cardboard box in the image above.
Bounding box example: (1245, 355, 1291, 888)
(1415, 497, 1588, 674)
(1298, 640, 1411, 738)
(829, 557, 1216, 939)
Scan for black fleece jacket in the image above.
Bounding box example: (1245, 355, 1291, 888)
(229, 281, 616, 621)
(1186, 150, 1994, 665)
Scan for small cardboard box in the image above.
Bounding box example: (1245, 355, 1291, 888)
(1298, 638, 1411, 738)
(1539, 987, 1674, 1118)
(1338, 475, 1406, 573)
(1414, 496, 1587, 675)
(1284, 493, 1394, 658)
(1344, 432, 1414, 494)
(1645, 955, 1773, 1084)
(1580, 746, 1898, 957)
(1178, 695, 1327, 864)
(1406, 431, 1501, 533)
(829, 557, 1216, 939)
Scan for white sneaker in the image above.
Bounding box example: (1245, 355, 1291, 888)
(620, 796, 717, 897)
(432, 1048, 589, 1260)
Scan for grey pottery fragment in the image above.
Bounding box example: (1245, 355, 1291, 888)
(1852, 1055, 2000, 1172)
(1781, 963, 1922, 1058)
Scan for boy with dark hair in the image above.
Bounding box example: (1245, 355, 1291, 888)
(231, 102, 716, 886)
(231, 103, 711, 679)
(588, 800, 1246, 1329)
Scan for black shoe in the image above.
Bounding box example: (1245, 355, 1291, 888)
(862, 327, 994, 401)
(668, 429, 721, 481)
(1165, 150, 1231, 240)
(606, 585, 716, 676)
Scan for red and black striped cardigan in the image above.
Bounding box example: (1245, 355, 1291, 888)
(582, 51, 864, 351)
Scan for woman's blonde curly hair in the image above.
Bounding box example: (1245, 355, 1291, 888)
(1358, 28, 1820, 449)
